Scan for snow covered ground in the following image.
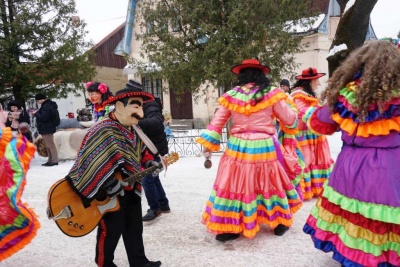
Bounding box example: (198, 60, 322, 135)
(2, 133, 343, 267)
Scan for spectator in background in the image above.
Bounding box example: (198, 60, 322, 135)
(274, 79, 292, 133)
(5, 99, 32, 141)
(32, 93, 59, 167)
(162, 110, 174, 140)
(125, 80, 171, 222)
(280, 79, 291, 94)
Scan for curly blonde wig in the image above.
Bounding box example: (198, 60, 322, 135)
(321, 40, 400, 122)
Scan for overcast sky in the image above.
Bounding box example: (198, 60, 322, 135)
(75, 0, 400, 44)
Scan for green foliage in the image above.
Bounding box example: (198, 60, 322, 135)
(133, 0, 318, 95)
(0, 0, 95, 102)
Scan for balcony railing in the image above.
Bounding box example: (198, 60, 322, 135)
(167, 128, 228, 157)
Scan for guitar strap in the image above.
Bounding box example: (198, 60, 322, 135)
(132, 124, 168, 172)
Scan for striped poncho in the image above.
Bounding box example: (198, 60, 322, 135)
(66, 117, 145, 200)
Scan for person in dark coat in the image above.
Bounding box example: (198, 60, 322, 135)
(126, 80, 170, 222)
(32, 93, 59, 166)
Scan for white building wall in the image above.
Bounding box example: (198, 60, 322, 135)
(192, 82, 220, 124)
(52, 91, 87, 119)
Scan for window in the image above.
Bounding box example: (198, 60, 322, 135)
(142, 76, 163, 101)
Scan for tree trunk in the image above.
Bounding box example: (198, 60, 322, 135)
(327, 0, 378, 76)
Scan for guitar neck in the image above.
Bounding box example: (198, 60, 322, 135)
(120, 153, 178, 185)
(123, 166, 157, 185)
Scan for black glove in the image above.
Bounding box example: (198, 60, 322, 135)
(144, 160, 163, 177)
(104, 179, 128, 197)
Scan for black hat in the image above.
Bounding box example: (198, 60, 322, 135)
(280, 79, 290, 87)
(7, 99, 22, 110)
(35, 93, 47, 101)
(126, 79, 143, 90)
(104, 80, 154, 105)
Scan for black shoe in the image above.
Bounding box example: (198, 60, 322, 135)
(143, 209, 161, 221)
(44, 162, 58, 167)
(160, 205, 171, 213)
(274, 224, 289, 236)
(215, 233, 240, 242)
(143, 260, 161, 267)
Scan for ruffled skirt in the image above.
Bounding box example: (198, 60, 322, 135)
(297, 130, 334, 199)
(0, 128, 39, 261)
(304, 145, 400, 266)
(202, 135, 303, 239)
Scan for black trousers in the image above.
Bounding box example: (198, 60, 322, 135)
(95, 190, 149, 267)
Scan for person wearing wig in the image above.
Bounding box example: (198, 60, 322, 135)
(196, 59, 303, 241)
(290, 68, 334, 200)
(86, 81, 113, 122)
(303, 40, 400, 267)
(0, 127, 39, 261)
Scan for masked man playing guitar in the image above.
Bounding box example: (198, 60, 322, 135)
(65, 84, 162, 267)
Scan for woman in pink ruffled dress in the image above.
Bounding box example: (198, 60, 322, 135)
(196, 59, 303, 241)
(290, 68, 334, 199)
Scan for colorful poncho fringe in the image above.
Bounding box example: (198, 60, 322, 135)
(304, 80, 400, 266)
(0, 128, 39, 261)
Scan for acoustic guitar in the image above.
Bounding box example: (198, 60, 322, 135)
(46, 152, 179, 237)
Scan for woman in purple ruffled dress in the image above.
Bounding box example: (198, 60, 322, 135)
(303, 40, 400, 266)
